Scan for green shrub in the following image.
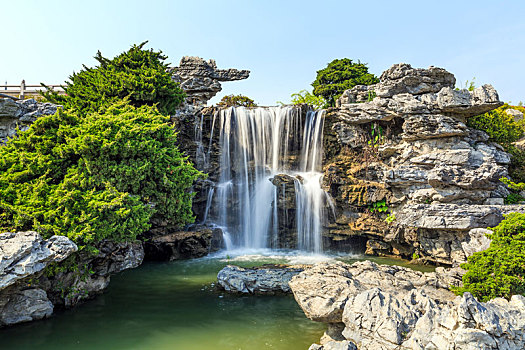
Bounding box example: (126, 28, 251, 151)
(278, 89, 327, 109)
(312, 59, 379, 107)
(217, 94, 257, 107)
(0, 102, 202, 249)
(506, 145, 525, 183)
(43, 42, 185, 116)
(505, 193, 525, 204)
(467, 104, 525, 146)
(468, 105, 525, 182)
(454, 212, 525, 301)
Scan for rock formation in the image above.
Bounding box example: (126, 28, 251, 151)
(0, 98, 59, 144)
(321, 63, 524, 264)
(0, 231, 77, 327)
(217, 264, 305, 294)
(0, 231, 146, 327)
(169, 56, 250, 106)
(144, 226, 223, 261)
(288, 261, 525, 350)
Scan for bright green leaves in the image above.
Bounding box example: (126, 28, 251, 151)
(455, 212, 525, 301)
(43, 42, 185, 116)
(0, 102, 202, 249)
(312, 58, 379, 107)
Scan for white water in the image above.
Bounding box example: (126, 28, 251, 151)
(203, 106, 332, 252)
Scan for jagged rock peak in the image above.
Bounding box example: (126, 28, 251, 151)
(170, 56, 250, 105)
(172, 56, 250, 81)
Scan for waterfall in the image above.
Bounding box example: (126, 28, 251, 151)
(206, 106, 331, 252)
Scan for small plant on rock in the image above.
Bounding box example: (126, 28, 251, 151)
(369, 199, 388, 214)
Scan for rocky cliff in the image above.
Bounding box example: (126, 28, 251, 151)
(320, 63, 524, 264)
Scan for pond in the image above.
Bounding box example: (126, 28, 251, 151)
(0, 250, 433, 350)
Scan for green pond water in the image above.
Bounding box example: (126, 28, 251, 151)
(0, 250, 434, 350)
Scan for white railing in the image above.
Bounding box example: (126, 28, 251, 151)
(0, 80, 64, 100)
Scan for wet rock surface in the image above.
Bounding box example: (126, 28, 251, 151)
(144, 226, 223, 261)
(291, 261, 525, 350)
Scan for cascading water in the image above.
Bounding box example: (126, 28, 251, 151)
(203, 106, 333, 253)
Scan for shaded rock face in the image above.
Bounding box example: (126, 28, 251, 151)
(0, 98, 59, 144)
(144, 226, 223, 261)
(38, 240, 144, 308)
(0, 232, 77, 327)
(217, 265, 305, 294)
(170, 56, 250, 106)
(291, 261, 525, 350)
(322, 63, 510, 264)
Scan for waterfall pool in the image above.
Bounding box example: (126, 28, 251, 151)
(0, 251, 434, 350)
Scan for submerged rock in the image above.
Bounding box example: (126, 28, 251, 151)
(217, 264, 305, 294)
(293, 261, 525, 350)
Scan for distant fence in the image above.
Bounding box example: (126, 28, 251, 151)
(0, 80, 65, 100)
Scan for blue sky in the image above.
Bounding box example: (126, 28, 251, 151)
(2, 0, 524, 105)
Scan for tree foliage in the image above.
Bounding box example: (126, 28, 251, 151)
(454, 212, 525, 301)
(311, 59, 379, 107)
(217, 94, 257, 108)
(43, 42, 185, 116)
(284, 90, 327, 109)
(468, 104, 525, 182)
(0, 102, 202, 249)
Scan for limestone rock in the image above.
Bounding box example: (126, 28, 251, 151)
(397, 204, 525, 230)
(402, 114, 468, 140)
(289, 261, 455, 324)
(402, 293, 525, 350)
(217, 265, 304, 294)
(293, 262, 525, 350)
(459, 228, 492, 263)
(309, 340, 357, 350)
(0, 98, 59, 143)
(0, 231, 77, 327)
(376, 64, 455, 97)
(0, 231, 78, 290)
(506, 108, 524, 121)
(170, 57, 250, 105)
(0, 289, 53, 327)
(38, 240, 144, 308)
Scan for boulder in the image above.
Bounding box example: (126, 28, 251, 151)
(0, 231, 77, 327)
(0, 289, 53, 327)
(217, 264, 304, 294)
(289, 261, 456, 324)
(0, 231, 77, 290)
(292, 261, 525, 350)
